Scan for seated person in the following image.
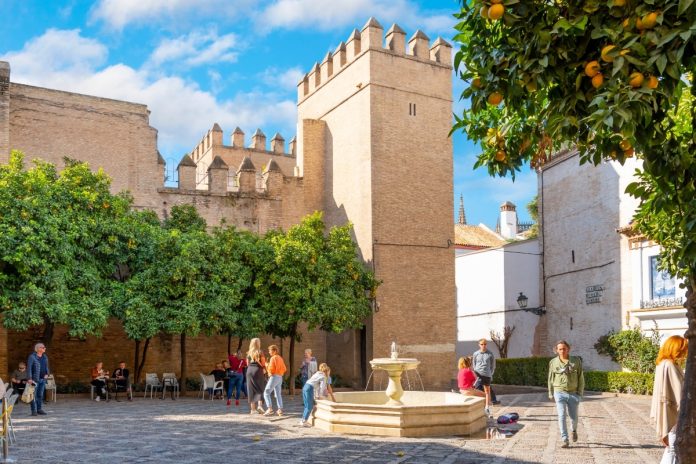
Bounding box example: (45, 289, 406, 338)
(90, 361, 109, 401)
(10, 362, 29, 395)
(111, 361, 132, 401)
(458, 356, 485, 397)
(209, 362, 225, 397)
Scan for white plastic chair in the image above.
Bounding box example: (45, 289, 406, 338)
(45, 374, 57, 402)
(162, 373, 179, 399)
(144, 373, 163, 398)
(198, 373, 223, 400)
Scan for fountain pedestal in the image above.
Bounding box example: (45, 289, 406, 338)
(370, 358, 420, 405)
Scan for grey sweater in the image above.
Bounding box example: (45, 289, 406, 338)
(472, 349, 496, 378)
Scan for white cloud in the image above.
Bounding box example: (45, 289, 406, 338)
(255, 0, 455, 37)
(1, 29, 296, 156)
(89, 0, 241, 30)
(260, 66, 304, 90)
(147, 30, 239, 68)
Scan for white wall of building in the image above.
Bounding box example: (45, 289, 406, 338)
(455, 239, 540, 360)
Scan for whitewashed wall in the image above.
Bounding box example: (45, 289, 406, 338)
(455, 239, 540, 360)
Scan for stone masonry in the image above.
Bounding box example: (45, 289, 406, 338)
(0, 18, 456, 389)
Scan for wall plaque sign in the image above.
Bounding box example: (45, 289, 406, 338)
(586, 285, 603, 304)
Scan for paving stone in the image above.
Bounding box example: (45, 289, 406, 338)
(3, 392, 665, 463)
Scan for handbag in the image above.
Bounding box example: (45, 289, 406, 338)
(21, 383, 35, 403)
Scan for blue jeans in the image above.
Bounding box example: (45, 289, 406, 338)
(226, 373, 243, 400)
(302, 383, 315, 421)
(263, 375, 283, 410)
(554, 392, 580, 441)
(31, 379, 46, 413)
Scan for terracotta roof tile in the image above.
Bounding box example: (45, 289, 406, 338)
(454, 224, 506, 248)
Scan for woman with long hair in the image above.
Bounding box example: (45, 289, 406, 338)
(651, 335, 688, 464)
(457, 356, 484, 397)
(246, 338, 267, 414)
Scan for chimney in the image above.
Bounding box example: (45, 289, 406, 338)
(271, 133, 285, 154)
(499, 201, 518, 239)
(211, 123, 223, 146)
(237, 156, 256, 192)
(288, 136, 297, 156)
(263, 159, 283, 194)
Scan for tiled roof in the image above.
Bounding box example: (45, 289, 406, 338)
(454, 224, 506, 248)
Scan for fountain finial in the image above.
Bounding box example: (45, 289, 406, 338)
(390, 341, 398, 360)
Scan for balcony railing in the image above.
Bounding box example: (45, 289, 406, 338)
(640, 296, 684, 309)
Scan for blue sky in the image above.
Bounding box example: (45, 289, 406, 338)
(0, 0, 535, 228)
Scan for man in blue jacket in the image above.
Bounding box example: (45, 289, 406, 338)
(27, 342, 50, 416)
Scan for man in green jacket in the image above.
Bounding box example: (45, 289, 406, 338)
(548, 340, 584, 448)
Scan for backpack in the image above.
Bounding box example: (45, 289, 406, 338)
(496, 412, 520, 424)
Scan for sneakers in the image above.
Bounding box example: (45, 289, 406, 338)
(491, 400, 501, 405)
(235, 399, 239, 406)
(226, 399, 231, 406)
(95, 396, 101, 402)
(561, 439, 570, 448)
(277, 409, 284, 417)
(484, 407, 491, 416)
(37, 410, 47, 415)
(256, 406, 265, 414)
(263, 409, 274, 416)
(298, 420, 311, 428)
(572, 430, 578, 442)
(31, 411, 38, 416)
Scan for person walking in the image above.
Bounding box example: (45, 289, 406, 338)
(548, 340, 584, 448)
(299, 363, 335, 427)
(651, 335, 687, 464)
(263, 345, 287, 417)
(27, 342, 50, 416)
(472, 339, 496, 415)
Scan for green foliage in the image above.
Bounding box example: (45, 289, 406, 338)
(494, 356, 654, 394)
(56, 381, 90, 394)
(594, 327, 660, 373)
(185, 377, 201, 391)
(0, 151, 131, 338)
(526, 195, 539, 238)
(453, 0, 696, 282)
(585, 370, 654, 394)
(493, 357, 552, 386)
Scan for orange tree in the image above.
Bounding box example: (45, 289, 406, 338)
(453, 0, 694, 458)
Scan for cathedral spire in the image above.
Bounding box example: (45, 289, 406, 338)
(458, 194, 467, 224)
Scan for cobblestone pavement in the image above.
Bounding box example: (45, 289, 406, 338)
(4, 391, 663, 463)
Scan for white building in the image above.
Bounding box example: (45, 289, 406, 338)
(538, 150, 687, 370)
(454, 198, 541, 359)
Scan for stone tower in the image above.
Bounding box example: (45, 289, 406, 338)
(296, 18, 455, 388)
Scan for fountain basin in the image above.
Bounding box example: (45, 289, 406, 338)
(313, 391, 487, 437)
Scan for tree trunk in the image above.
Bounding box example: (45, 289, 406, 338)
(237, 337, 244, 353)
(134, 338, 151, 384)
(134, 340, 140, 382)
(41, 319, 55, 347)
(675, 275, 696, 463)
(180, 333, 187, 394)
(288, 324, 297, 396)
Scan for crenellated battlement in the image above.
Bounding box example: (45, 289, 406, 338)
(176, 122, 298, 195)
(297, 17, 452, 102)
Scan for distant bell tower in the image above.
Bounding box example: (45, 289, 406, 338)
(296, 18, 455, 389)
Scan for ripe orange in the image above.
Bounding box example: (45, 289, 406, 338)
(472, 77, 482, 89)
(609, 150, 618, 159)
(647, 75, 659, 89)
(480, 5, 489, 18)
(601, 45, 616, 62)
(591, 73, 604, 88)
(629, 72, 644, 88)
(622, 18, 630, 28)
(495, 150, 507, 162)
(584, 61, 600, 77)
(624, 148, 635, 158)
(642, 12, 658, 29)
(488, 4, 505, 20)
(487, 92, 503, 105)
(620, 48, 630, 56)
(636, 17, 644, 30)
(619, 139, 632, 151)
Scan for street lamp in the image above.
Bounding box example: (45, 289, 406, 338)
(516, 292, 546, 316)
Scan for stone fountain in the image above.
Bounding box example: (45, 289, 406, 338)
(312, 342, 487, 437)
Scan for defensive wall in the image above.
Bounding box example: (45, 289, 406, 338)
(0, 18, 456, 390)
